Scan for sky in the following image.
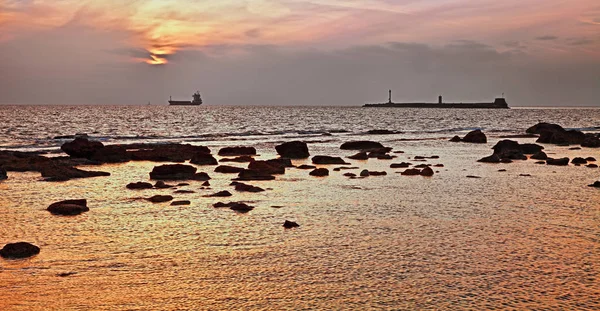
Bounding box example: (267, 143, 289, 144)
(0, 0, 599, 106)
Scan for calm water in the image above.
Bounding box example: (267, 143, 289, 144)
(1, 106, 599, 310)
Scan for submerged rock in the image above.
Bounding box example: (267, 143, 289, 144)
(219, 156, 254, 163)
(477, 154, 501, 163)
(171, 200, 191, 206)
(449, 136, 462, 142)
(588, 181, 600, 188)
(309, 168, 329, 176)
(190, 153, 218, 166)
(401, 169, 421, 176)
(462, 129, 487, 143)
(154, 181, 174, 189)
(47, 199, 89, 215)
(296, 164, 317, 170)
(367, 129, 396, 135)
(41, 165, 110, 182)
(146, 195, 174, 203)
(530, 151, 548, 160)
(546, 158, 570, 166)
(149, 164, 197, 180)
(275, 141, 310, 159)
(128, 143, 211, 162)
(230, 202, 255, 213)
(312, 155, 348, 165)
(586, 164, 598, 168)
(390, 162, 411, 168)
(236, 169, 276, 181)
(283, 220, 300, 228)
(90, 145, 130, 163)
(348, 152, 369, 160)
(420, 167, 434, 176)
(368, 171, 387, 176)
(340, 141, 384, 150)
(0, 242, 40, 259)
(214, 165, 245, 174)
(572, 157, 588, 165)
(126, 182, 153, 190)
(343, 172, 356, 177)
(192, 172, 211, 181)
(248, 160, 286, 175)
(218, 146, 256, 156)
(61, 137, 104, 158)
(206, 190, 232, 197)
(232, 182, 265, 192)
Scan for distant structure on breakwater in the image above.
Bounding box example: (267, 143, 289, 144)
(363, 90, 509, 109)
(169, 91, 203, 106)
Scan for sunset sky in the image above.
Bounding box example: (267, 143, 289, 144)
(1, 0, 599, 106)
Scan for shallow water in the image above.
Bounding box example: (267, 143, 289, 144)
(1, 106, 599, 310)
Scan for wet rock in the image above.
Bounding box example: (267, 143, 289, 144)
(530, 151, 548, 160)
(449, 135, 462, 142)
(538, 128, 585, 145)
(297, 164, 316, 170)
(360, 169, 369, 177)
(434, 164, 444, 167)
(215, 165, 245, 174)
(414, 164, 430, 168)
(0, 167, 6, 180)
(312, 156, 349, 165)
(202, 181, 210, 186)
(466, 175, 482, 179)
(150, 164, 197, 180)
(390, 162, 411, 168)
(127, 143, 210, 162)
(213, 202, 230, 208)
(582, 135, 600, 148)
(0, 242, 40, 259)
(233, 182, 265, 192)
(266, 158, 294, 168)
(588, 181, 600, 188)
(171, 200, 191, 206)
(126, 182, 153, 190)
(586, 164, 598, 168)
(420, 167, 434, 176)
(230, 202, 255, 213)
(174, 190, 196, 194)
(340, 141, 384, 150)
(526, 122, 565, 135)
(146, 195, 174, 203)
(219, 156, 254, 163)
(154, 181, 174, 189)
(492, 140, 528, 160)
(586, 157, 597, 162)
(248, 160, 286, 175)
(275, 141, 309, 158)
(192, 173, 211, 181)
(569, 147, 582, 150)
(546, 157, 570, 166)
(206, 190, 232, 197)
(333, 166, 359, 171)
(519, 174, 531, 177)
(462, 129, 487, 143)
(190, 153, 218, 166)
(369, 171, 387, 176)
(309, 168, 329, 176)
(61, 138, 104, 158)
(477, 154, 501, 163)
(367, 129, 396, 135)
(535, 161, 546, 164)
(236, 169, 276, 181)
(283, 220, 300, 228)
(218, 146, 256, 156)
(90, 145, 130, 163)
(401, 169, 421, 176)
(47, 199, 89, 215)
(348, 152, 368, 160)
(343, 173, 356, 177)
(572, 157, 588, 165)
(177, 183, 190, 186)
(41, 165, 110, 182)
(500, 158, 513, 163)
(375, 154, 394, 160)
(393, 151, 405, 154)
(520, 144, 545, 154)
(498, 169, 507, 172)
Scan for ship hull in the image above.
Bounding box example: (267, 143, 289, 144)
(363, 103, 509, 109)
(168, 101, 202, 106)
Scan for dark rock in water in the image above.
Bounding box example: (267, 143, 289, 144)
(520, 144, 544, 154)
(582, 135, 600, 148)
(340, 141, 384, 150)
(367, 129, 395, 135)
(414, 156, 426, 160)
(283, 220, 300, 228)
(146, 195, 174, 203)
(333, 166, 359, 171)
(248, 160, 286, 175)
(500, 158, 513, 163)
(586, 157, 597, 162)
(429, 156, 440, 159)
(309, 168, 329, 176)
(213, 202, 230, 208)
(61, 137, 104, 158)
(546, 157, 569, 166)
(297, 164, 317, 170)
(0, 167, 6, 180)
(47, 199, 89, 215)
(414, 164, 430, 168)
(572, 157, 588, 165)
(535, 161, 546, 164)
(359, 169, 369, 177)
(526, 122, 565, 135)
(230, 202, 254, 213)
(190, 153, 218, 166)
(91, 145, 130, 163)
(538, 129, 585, 145)
(312, 156, 349, 165)
(150, 164, 197, 180)
(177, 183, 190, 186)
(449, 135, 462, 142)
(401, 169, 421, 176)
(478, 154, 501, 163)
(491, 140, 527, 160)
(206, 190, 232, 197)
(128, 143, 211, 162)
(586, 164, 598, 168)
(393, 151, 405, 154)
(154, 181, 174, 189)
(369, 171, 387, 176)
(420, 167, 434, 176)
(343, 173, 357, 177)
(41, 164, 110, 182)
(218, 146, 256, 156)
(462, 130, 487, 143)
(519, 174, 531, 177)
(348, 152, 368, 160)
(266, 158, 294, 168)
(219, 156, 254, 163)
(375, 154, 394, 160)
(434, 164, 444, 167)
(236, 169, 276, 181)
(530, 151, 548, 160)
(202, 181, 210, 186)
(0, 242, 40, 259)
(214, 165, 245, 174)
(390, 162, 411, 168)
(57, 271, 77, 277)
(498, 169, 507, 172)
(466, 175, 482, 179)
(174, 190, 196, 194)
(275, 141, 309, 159)
(192, 172, 211, 181)
(569, 147, 582, 150)
(588, 181, 600, 188)
(126, 182, 153, 190)
(171, 200, 191, 206)
(233, 182, 265, 192)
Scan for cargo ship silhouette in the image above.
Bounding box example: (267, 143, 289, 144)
(169, 91, 203, 106)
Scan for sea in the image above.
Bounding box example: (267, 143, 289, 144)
(1, 105, 599, 310)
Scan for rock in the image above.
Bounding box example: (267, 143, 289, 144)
(477, 154, 501, 163)
(218, 146, 257, 156)
(586, 157, 597, 162)
(309, 168, 329, 176)
(401, 169, 421, 176)
(219, 156, 254, 163)
(190, 153, 218, 165)
(47, 199, 89, 215)
(202, 181, 210, 186)
(520, 144, 544, 154)
(340, 141, 384, 150)
(149, 164, 197, 180)
(0, 242, 40, 259)
(267, 158, 294, 168)
(588, 181, 600, 188)
(449, 135, 462, 142)
(375, 154, 394, 160)
(40, 164, 110, 182)
(206, 190, 232, 197)
(233, 182, 265, 192)
(146, 195, 173, 203)
(500, 158, 513, 163)
(236, 169, 276, 181)
(414, 164, 430, 168)
(61, 138, 104, 158)
(491, 140, 527, 160)
(192, 172, 211, 181)
(213, 202, 230, 208)
(348, 152, 368, 160)
(569, 147, 582, 150)
(519, 174, 531, 177)
(586, 164, 598, 168)
(359, 169, 369, 177)
(283, 220, 300, 228)
(420, 167, 434, 176)
(171, 200, 191, 206)
(214, 165, 245, 174)
(333, 166, 359, 171)
(90, 145, 130, 163)
(177, 183, 190, 186)
(546, 157, 569, 166)
(230, 202, 255, 213)
(572, 157, 588, 165)
(296, 164, 316, 170)
(535, 161, 546, 164)
(343, 173, 356, 177)
(390, 162, 411, 168)
(466, 175, 482, 179)
(526, 122, 565, 134)
(312, 156, 349, 165)
(462, 130, 487, 143)
(537, 129, 585, 145)
(498, 169, 507, 172)
(126, 182, 153, 190)
(434, 164, 444, 167)
(248, 160, 285, 175)
(0, 167, 6, 180)
(174, 190, 196, 194)
(275, 141, 309, 158)
(582, 135, 600, 148)
(128, 143, 211, 162)
(369, 171, 387, 176)
(154, 181, 174, 189)
(367, 129, 395, 135)
(530, 151, 548, 160)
